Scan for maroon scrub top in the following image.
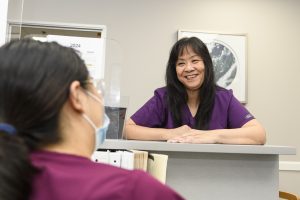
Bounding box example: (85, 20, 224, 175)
(30, 150, 184, 200)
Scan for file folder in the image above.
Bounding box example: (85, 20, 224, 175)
(147, 153, 168, 184)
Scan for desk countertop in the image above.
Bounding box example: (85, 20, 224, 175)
(99, 139, 296, 155)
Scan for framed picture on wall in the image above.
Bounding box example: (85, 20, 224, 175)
(178, 30, 247, 103)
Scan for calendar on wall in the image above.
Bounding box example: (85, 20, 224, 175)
(7, 21, 107, 80)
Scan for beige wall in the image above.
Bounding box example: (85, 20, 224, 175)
(9, 0, 300, 194)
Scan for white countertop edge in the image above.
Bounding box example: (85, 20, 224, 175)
(98, 139, 296, 155)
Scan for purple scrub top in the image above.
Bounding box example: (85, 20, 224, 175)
(131, 87, 254, 129)
(30, 150, 184, 200)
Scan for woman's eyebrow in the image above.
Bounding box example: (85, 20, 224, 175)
(190, 55, 201, 59)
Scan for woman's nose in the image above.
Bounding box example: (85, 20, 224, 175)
(184, 63, 194, 72)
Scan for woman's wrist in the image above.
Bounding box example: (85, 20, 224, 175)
(161, 131, 171, 141)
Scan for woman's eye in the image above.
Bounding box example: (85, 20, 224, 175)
(177, 62, 185, 66)
(192, 60, 200, 63)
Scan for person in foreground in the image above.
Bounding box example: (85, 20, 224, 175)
(125, 37, 266, 145)
(0, 39, 184, 200)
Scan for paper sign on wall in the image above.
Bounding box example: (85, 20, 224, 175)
(47, 35, 105, 80)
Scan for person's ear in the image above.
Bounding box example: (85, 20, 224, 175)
(68, 81, 86, 113)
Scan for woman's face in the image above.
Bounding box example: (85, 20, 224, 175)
(176, 46, 205, 91)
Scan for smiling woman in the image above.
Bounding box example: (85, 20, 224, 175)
(124, 37, 266, 145)
(175, 51, 205, 92)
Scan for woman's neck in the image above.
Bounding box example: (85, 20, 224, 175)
(186, 89, 200, 117)
(42, 140, 92, 159)
(42, 116, 94, 159)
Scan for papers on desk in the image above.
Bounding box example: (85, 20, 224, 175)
(91, 150, 168, 183)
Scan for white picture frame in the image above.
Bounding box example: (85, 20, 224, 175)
(178, 30, 247, 103)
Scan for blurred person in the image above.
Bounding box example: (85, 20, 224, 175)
(0, 39, 184, 200)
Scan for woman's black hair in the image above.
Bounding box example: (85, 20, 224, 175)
(0, 39, 89, 200)
(165, 37, 216, 129)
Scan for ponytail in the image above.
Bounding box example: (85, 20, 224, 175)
(0, 125, 36, 200)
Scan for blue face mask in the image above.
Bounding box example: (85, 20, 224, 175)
(96, 114, 110, 145)
(82, 91, 110, 151)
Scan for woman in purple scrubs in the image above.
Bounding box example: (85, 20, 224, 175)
(125, 37, 266, 145)
(0, 39, 184, 200)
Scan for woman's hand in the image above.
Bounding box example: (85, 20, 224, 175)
(167, 119, 266, 145)
(125, 119, 193, 141)
(164, 125, 192, 140)
(125, 118, 265, 144)
(167, 130, 218, 144)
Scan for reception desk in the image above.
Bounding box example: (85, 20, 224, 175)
(99, 139, 296, 200)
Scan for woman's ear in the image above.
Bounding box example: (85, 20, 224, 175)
(68, 81, 86, 113)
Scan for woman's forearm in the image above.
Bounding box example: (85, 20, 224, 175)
(124, 118, 266, 145)
(124, 123, 171, 141)
(211, 123, 266, 145)
(168, 119, 266, 145)
(124, 118, 191, 141)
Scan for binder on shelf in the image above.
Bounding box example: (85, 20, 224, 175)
(91, 150, 109, 163)
(92, 149, 168, 183)
(91, 149, 123, 167)
(120, 150, 134, 170)
(109, 150, 122, 167)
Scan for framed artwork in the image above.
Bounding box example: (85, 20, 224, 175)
(178, 30, 247, 103)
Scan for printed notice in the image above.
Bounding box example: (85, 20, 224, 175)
(47, 35, 105, 79)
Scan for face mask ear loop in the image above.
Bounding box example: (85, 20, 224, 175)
(82, 114, 97, 130)
(85, 91, 104, 105)
(102, 114, 110, 128)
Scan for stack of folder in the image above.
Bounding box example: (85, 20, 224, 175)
(91, 149, 168, 183)
(131, 150, 148, 171)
